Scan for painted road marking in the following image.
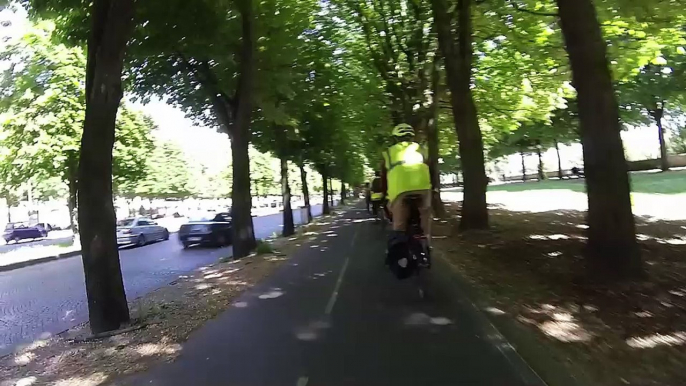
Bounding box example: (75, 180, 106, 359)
(324, 224, 360, 315)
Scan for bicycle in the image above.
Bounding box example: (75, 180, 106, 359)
(404, 195, 431, 298)
(386, 195, 431, 298)
(371, 198, 388, 229)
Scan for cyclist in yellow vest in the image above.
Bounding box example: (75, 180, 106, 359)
(369, 171, 385, 217)
(380, 123, 432, 239)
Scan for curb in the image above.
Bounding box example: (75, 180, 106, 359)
(0, 249, 82, 273)
(434, 252, 590, 386)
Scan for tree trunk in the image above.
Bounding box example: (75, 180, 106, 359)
(328, 178, 334, 207)
(322, 171, 330, 215)
(340, 183, 347, 205)
(6, 204, 10, 223)
(431, 0, 488, 230)
(78, 0, 136, 334)
(280, 156, 294, 237)
(536, 146, 545, 180)
(66, 154, 78, 233)
(230, 0, 257, 258)
(554, 139, 563, 180)
(557, 0, 642, 279)
(654, 107, 669, 171)
(428, 56, 445, 217)
(299, 162, 313, 223)
(520, 151, 527, 182)
(67, 177, 77, 233)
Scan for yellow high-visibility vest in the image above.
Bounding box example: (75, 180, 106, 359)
(371, 192, 384, 201)
(382, 141, 431, 203)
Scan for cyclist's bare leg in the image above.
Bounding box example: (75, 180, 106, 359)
(389, 196, 409, 233)
(417, 190, 432, 244)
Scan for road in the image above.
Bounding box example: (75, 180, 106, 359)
(0, 204, 331, 355)
(125, 205, 542, 386)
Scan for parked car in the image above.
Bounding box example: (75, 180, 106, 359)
(3, 222, 48, 243)
(35, 222, 56, 232)
(178, 212, 232, 249)
(116, 217, 170, 247)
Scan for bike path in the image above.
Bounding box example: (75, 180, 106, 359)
(124, 204, 542, 386)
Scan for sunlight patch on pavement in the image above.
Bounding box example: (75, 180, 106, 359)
(14, 376, 38, 386)
(15, 339, 50, 355)
(296, 376, 309, 386)
(430, 317, 453, 326)
(637, 234, 686, 245)
(53, 373, 108, 386)
(133, 343, 181, 356)
(404, 312, 454, 326)
(258, 290, 284, 299)
(233, 301, 248, 308)
(529, 234, 572, 241)
(484, 307, 506, 316)
(539, 320, 592, 342)
(14, 352, 36, 365)
(295, 331, 318, 341)
(220, 279, 248, 286)
(295, 320, 331, 341)
(626, 331, 686, 348)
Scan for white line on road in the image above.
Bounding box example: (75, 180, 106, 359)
(296, 376, 309, 386)
(324, 224, 360, 316)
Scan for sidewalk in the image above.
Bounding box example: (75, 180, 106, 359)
(119, 204, 543, 386)
(0, 235, 80, 272)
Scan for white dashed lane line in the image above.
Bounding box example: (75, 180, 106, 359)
(323, 223, 360, 316)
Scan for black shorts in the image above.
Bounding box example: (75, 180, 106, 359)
(371, 200, 379, 212)
(371, 199, 386, 215)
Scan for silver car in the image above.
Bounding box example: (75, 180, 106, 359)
(116, 217, 170, 247)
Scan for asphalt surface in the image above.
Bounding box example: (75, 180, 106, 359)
(0, 204, 330, 355)
(125, 205, 542, 386)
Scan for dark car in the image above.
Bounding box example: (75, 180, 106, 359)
(3, 222, 48, 243)
(178, 212, 232, 249)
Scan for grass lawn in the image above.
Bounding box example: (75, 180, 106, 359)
(488, 169, 686, 195)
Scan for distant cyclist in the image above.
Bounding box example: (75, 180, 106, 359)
(364, 182, 372, 213)
(369, 171, 385, 218)
(380, 123, 432, 242)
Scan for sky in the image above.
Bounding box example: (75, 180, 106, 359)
(129, 98, 231, 170)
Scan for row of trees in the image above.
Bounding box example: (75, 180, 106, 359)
(0, 22, 336, 220)
(9, 0, 372, 333)
(7, 0, 684, 333)
(331, 0, 683, 283)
